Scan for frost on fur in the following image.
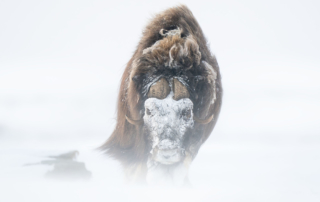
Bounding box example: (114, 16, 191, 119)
(100, 5, 222, 186)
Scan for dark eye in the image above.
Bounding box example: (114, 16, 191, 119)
(182, 109, 191, 119)
(146, 109, 151, 116)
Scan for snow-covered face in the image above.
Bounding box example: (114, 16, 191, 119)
(144, 95, 194, 165)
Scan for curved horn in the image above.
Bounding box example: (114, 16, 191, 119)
(125, 115, 144, 125)
(194, 114, 214, 124)
(148, 78, 170, 99)
(173, 78, 190, 100)
(159, 29, 168, 36)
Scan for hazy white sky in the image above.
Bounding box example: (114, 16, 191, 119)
(0, 0, 319, 140)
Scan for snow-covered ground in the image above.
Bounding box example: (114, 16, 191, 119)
(1, 135, 319, 201)
(1, 0, 320, 201)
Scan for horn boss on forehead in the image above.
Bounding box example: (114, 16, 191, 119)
(147, 78, 170, 99)
(172, 78, 190, 101)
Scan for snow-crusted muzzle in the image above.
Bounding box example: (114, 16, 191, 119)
(144, 94, 194, 165)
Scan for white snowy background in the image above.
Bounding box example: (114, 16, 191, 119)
(0, 0, 319, 201)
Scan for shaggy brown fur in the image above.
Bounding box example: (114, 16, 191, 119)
(100, 5, 222, 182)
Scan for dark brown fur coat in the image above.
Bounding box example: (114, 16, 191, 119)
(100, 5, 222, 181)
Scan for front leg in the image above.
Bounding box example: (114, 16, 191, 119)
(146, 152, 192, 186)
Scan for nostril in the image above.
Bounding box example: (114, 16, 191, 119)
(181, 109, 192, 119)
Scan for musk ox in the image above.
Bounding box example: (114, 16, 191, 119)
(100, 5, 222, 185)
